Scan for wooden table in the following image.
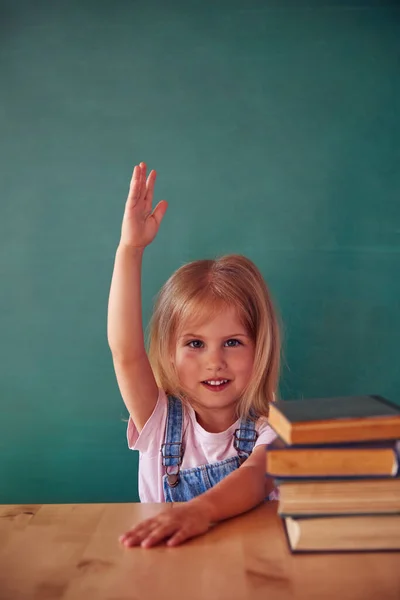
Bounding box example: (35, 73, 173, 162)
(1, 501, 399, 600)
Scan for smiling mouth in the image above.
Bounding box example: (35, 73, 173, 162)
(201, 379, 230, 391)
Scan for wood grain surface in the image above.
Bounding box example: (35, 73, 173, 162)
(1, 501, 399, 600)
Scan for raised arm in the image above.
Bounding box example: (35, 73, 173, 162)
(107, 162, 168, 431)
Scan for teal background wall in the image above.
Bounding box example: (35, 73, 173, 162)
(1, 0, 399, 503)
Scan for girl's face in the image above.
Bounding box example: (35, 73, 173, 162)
(174, 306, 255, 414)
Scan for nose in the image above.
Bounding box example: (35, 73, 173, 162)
(205, 347, 227, 371)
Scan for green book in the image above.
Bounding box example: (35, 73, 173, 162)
(268, 395, 400, 445)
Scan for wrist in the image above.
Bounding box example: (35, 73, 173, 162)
(190, 496, 217, 524)
(117, 242, 145, 257)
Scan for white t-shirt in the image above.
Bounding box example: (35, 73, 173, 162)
(127, 388, 278, 502)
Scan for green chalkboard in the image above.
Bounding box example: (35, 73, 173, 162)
(1, 0, 399, 503)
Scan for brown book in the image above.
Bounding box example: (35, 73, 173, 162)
(268, 395, 400, 445)
(284, 514, 400, 552)
(277, 478, 400, 516)
(266, 438, 399, 478)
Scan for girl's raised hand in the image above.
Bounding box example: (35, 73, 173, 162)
(120, 162, 168, 249)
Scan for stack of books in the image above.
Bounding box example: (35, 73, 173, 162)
(266, 394, 400, 553)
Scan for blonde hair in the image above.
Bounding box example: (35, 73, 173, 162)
(148, 255, 281, 420)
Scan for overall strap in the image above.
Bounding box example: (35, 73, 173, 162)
(160, 396, 184, 487)
(233, 412, 258, 463)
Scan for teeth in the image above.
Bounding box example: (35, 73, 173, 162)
(204, 380, 228, 386)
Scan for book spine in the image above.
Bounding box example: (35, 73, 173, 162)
(272, 473, 400, 484)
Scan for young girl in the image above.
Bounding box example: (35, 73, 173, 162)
(108, 162, 281, 549)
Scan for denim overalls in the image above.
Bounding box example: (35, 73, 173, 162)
(161, 395, 259, 502)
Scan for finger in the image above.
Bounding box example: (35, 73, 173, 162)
(119, 519, 159, 546)
(151, 200, 168, 228)
(138, 162, 147, 203)
(119, 524, 148, 546)
(120, 525, 165, 549)
(126, 517, 160, 536)
(129, 164, 138, 189)
(144, 170, 156, 212)
(119, 532, 142, 547)
(127, 165, 142, 207)
(166, 529, 191, 547)
(141, 524, 177, 549)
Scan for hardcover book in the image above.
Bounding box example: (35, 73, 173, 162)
(268, 395, 400, 445)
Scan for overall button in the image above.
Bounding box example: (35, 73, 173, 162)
(167, 473, 180, 487)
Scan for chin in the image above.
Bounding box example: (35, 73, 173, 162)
(197, 394, 238, 409)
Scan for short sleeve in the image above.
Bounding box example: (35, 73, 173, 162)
(255, 417, 277, 447)
(127, 389, 168, 457)
(255, 418, 280, 501)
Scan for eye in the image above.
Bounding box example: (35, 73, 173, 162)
(224, 339, 242, 347)
(187, 340, 204, 349)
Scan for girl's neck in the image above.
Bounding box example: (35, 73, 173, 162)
(193, 406, 238, 433)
